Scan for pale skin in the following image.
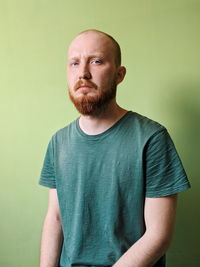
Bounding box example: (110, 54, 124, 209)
(40, 31, 178, 267)
(40, 189, 63, 267)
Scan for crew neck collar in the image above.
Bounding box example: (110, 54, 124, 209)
(75, 111, 132, 140)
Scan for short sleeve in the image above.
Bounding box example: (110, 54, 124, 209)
(39, 137, 56, 188)
(145, 129, 191, 197)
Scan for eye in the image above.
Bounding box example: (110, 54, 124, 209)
(70, 61, 79, 66)
(91, 59, 102, 65)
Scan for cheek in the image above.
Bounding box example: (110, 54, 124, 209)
(99, 71, 116, 86)
(67, 71, 76, 85)
(97, 69, 111, 80)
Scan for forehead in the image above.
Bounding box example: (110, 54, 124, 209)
(68, 32, 115, 59)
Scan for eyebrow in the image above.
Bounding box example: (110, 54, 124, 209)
(68, 54, 105, 61)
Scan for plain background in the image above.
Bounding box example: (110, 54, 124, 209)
(0, 1, 199, 266)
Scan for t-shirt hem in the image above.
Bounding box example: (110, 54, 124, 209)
(146, 182, 191, 197)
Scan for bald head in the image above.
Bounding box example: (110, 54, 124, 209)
(69, 29, 121, 67)
(67, 29, 126, 115)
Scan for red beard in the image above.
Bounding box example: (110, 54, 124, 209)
(69, 84, 117, 115)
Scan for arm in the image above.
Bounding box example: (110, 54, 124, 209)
(113, 194, 177, 267)
(40, 188, 63, 267)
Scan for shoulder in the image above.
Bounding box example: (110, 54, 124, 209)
(126, 111, 166, 138)
(49, 118, 78, 144)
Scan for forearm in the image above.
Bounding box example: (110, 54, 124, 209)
(112, 231, 170, 267)
(40, 213, 63, 267)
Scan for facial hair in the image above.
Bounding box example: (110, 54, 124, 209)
(69, 82, 117, 116)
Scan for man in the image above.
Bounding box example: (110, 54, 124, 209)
(39, 29, 190, 267)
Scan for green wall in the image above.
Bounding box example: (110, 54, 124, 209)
(1, 1, 199, 266)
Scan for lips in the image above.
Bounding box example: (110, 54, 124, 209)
(74, 81, 97, 91)
(75, 82, 97, 91)
(77, 85, 92, 90)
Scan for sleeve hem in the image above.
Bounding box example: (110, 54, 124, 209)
(146, 182, 191, 197)
(39, 179, 56, 188)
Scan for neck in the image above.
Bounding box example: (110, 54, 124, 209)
(78, 99, 128, 135)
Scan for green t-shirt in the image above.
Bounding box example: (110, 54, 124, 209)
(39, 111, 190, 267)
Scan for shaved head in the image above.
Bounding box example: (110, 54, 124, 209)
(73, 29, 121, 67)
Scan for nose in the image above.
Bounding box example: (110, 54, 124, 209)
(79, 63, 91, 80)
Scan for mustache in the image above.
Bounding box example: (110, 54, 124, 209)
(74, 80, 98, 91)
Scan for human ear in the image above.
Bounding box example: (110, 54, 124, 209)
(116, 66, 126, 85)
